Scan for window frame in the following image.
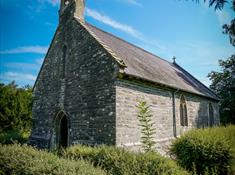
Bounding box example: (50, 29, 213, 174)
(179, 95, 188, 127)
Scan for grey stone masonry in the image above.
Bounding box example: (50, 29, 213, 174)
(115, 79, 219, 154)
(29, 2, 120, 148)
(29, 0, 220, 152)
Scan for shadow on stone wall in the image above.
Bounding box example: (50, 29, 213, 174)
(195, 101, 208, 128)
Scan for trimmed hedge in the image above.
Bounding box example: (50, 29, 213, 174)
(63, 145, 189, 175)
(0, 130, 30, 144)
(0, 144, 106, 175)
(170, 125, 235, 175)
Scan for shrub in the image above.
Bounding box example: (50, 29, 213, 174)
(0, 130, 30, 144)
(0, 82, 32, 133)
(170, 125, 235, 175)
(0, 144, 106, 175)
(64, 145, 189, 175)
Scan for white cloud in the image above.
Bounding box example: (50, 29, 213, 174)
(0, 46, 48, 54)
(38, 0, 60, 6)
(0, 57, 44, 86)
(86, 8, 143, 39)
(118, 0, 142, 6)
(85, 8, 167, 52)
(49, 0, 60, 6)
(126, 0, 142, 6)
(3, 63, 39, 70)
(0, 72, 37, 82)
(216, 10, 231, 26)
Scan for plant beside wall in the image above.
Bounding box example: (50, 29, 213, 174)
(0, 144, 106, 175)
(170, 125, 235, 175)
(136, 101, 156, 152)
(64, 145, 189, 175)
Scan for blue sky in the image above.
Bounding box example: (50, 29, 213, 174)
(0, 0, 234, 87)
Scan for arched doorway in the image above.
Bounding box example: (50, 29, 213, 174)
(54, 111, 70, 148)
(59, 115, 68, 147)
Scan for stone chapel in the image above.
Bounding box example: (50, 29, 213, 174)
(29, 0, 220, 152)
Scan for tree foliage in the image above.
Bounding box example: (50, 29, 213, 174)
(136, 101, 156, 152)
(223, 17, 235, 47)
(222, 0, 235, 46)
(0, 82, 33, 133)
(208, 55, 235, 124)
(197, 0, 228, 10)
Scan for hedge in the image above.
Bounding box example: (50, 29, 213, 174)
(170, 125, 235, 175)
(63, 145, 189, 175)
(0, 144, 106, 175)
(0, 130, 30, 144)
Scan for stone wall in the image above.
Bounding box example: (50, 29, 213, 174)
(115, 79, 219, 154)
(29, 0, 220, 151)
(175, 93, 220, 136)
(29, 3, 119, 148)
(174, 93, 220, 136)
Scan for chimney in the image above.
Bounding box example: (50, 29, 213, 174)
(60, 0, 85, 22)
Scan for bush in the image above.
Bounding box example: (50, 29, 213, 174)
(64, 145, 189, 175)
(0, 130, 30, 144)
(170, 125, 235, 175)
(0, 82, 32, 133)
(0, 144, 106, 175)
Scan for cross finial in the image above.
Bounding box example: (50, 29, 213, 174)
(172, 56, 176, 64)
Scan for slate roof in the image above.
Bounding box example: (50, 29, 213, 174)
(81, 21, 218, 100)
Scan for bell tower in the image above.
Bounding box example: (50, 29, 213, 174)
(60, 0, 85, 22)
(74, 0, 85, 22)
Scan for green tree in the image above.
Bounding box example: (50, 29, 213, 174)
(136, 101, 156, 152)
(0, 82, 33, 133)
(208, 55, 235, 124)
(223, 0, 235, 46)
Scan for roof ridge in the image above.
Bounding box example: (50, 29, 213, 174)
(85, 22, 173, 65)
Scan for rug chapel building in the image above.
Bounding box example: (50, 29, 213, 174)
(29, 0, 220, 151)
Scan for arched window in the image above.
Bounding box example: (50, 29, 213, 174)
(62, 45, 67, 78)
(180, 95, 188, 126)
(209, 103, 214, 127)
